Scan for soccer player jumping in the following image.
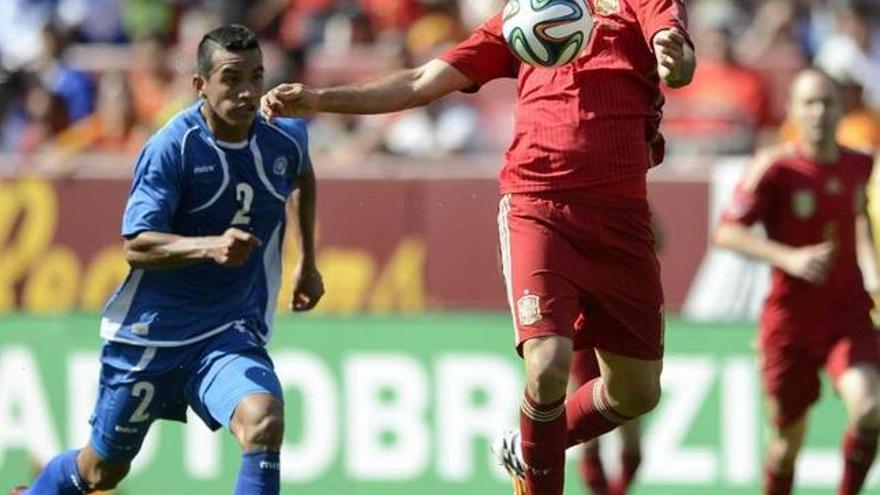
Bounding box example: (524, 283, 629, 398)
(716, 69, 880, 495)
(11, 25, 323, 495)
(262, 1, 694, 494)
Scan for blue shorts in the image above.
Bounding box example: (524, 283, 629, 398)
(88, 324, 283, 462)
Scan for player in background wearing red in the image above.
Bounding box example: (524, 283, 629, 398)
(262, 2, 695, 494)
(716, 69, 880, 495)
(571, 347, 642, 495)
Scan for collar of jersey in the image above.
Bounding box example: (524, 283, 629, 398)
(191, 101, 264, 149)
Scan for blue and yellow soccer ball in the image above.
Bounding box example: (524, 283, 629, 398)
(502, 0, 593, 68)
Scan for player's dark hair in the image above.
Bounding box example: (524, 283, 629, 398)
(197, 24, 261, 76)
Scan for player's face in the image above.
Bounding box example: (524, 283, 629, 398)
(790, 74, 842, 145)
(197, 48, 264, 131)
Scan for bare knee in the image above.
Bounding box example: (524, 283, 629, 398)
(77, 448, 130, 491)
(524, 337, 573, 403)
(850, 399, 880, 431)
(765, 417, 807, 473)
(767, 435, 801, 472)
(607, 380, 661, 417)
(231, 394, 285, 451)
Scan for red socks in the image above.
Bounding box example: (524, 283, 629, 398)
(764, 465, 794, 495)
(567, 378, 631, 448)
(610, 451, 642, 495)
(520, 391, 567, 495)
(839, 427, 879, 495)
(580, 451, 610, 495)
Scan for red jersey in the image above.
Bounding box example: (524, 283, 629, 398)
(723, 146, 874, 335)
(440, 0, 690, 196)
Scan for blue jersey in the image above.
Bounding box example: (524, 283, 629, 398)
(100, 103, 311, 346)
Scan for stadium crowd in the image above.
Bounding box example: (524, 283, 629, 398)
(0, 0, 879, 174)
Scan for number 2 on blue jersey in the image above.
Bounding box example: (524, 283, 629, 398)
(231, 183, 254, 226)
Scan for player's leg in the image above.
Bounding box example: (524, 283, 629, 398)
(566, 334, 661, 448)
(230, 394, 285, 495)
(570, 347, 610, 495)
(497, 193, 583, 495)
(836, 365, 880, 495)
(520, 336, 573, 495)
(827, 329, 880, 495)
(566, 203, 664, 449)
(763, 408, 807, 495)
(759, 337, 821, 495)
(188, 327, 285, 495)
(24, 343, 169, 493)
(610, 419, 642, 495)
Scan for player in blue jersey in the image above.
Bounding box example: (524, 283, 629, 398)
(10, 25, 322, 495)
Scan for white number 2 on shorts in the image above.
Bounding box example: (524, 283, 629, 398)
(129, 381, 155, 423)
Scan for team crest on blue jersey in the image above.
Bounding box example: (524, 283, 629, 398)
(273, 157, 288, 176)
(792, 190, 816, 219)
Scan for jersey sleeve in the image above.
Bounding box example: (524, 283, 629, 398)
(635, 0, 693, 48)
(121, 137, 183, 237)
(439, 13, 519, 91)
(271, 117, 312, 177)
(722, 157, 780, 226)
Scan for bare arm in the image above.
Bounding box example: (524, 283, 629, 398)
(261, 59, 475, 118)
(124, 229, 261, 270)
(292, 167, 317, 267)
(714, 222, 793, 268)
(287, 167, 324, 311)
(714, 222, 834, 285)
(856, 214, 880, 291)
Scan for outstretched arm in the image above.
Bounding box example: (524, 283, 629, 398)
(714, 222, 834, 285)
(261, 59, 475, 118)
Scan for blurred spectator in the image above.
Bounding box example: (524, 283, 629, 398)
(277, 0, 338, 49)
(0, 0, 58, 69)
(736, 0, 808, 124)
(0, 69, 29, 152)
(16, 81, 69, 153)
(201, 0, 291, 34)
(32, 23, 95, 123)
(359, 0, 423, 37)
(57, 0, 125, 42)
(815, 2, 880, 108)
(121, 0, 177, 40)
(128, 33, 175, 128)
(458, 0, 503, 29)
(3, 0, 880, 169)
(663, 5, 770, 155)
(405, 6, 465, 56)
(380, 101, 482, 157)
(51, 71, 148, 155)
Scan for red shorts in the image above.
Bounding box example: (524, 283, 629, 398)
(497, 192, 664, 360)
(759, 315, 880, 428)
(571, 347, 602, 386)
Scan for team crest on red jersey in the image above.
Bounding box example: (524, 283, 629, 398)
(792, 190, 816, 219)
(517, 293, 542, 326)
(825, 178, 842, 195)
(594, 0, 621, 15)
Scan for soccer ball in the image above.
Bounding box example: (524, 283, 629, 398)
(501, 0, 593, 68)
